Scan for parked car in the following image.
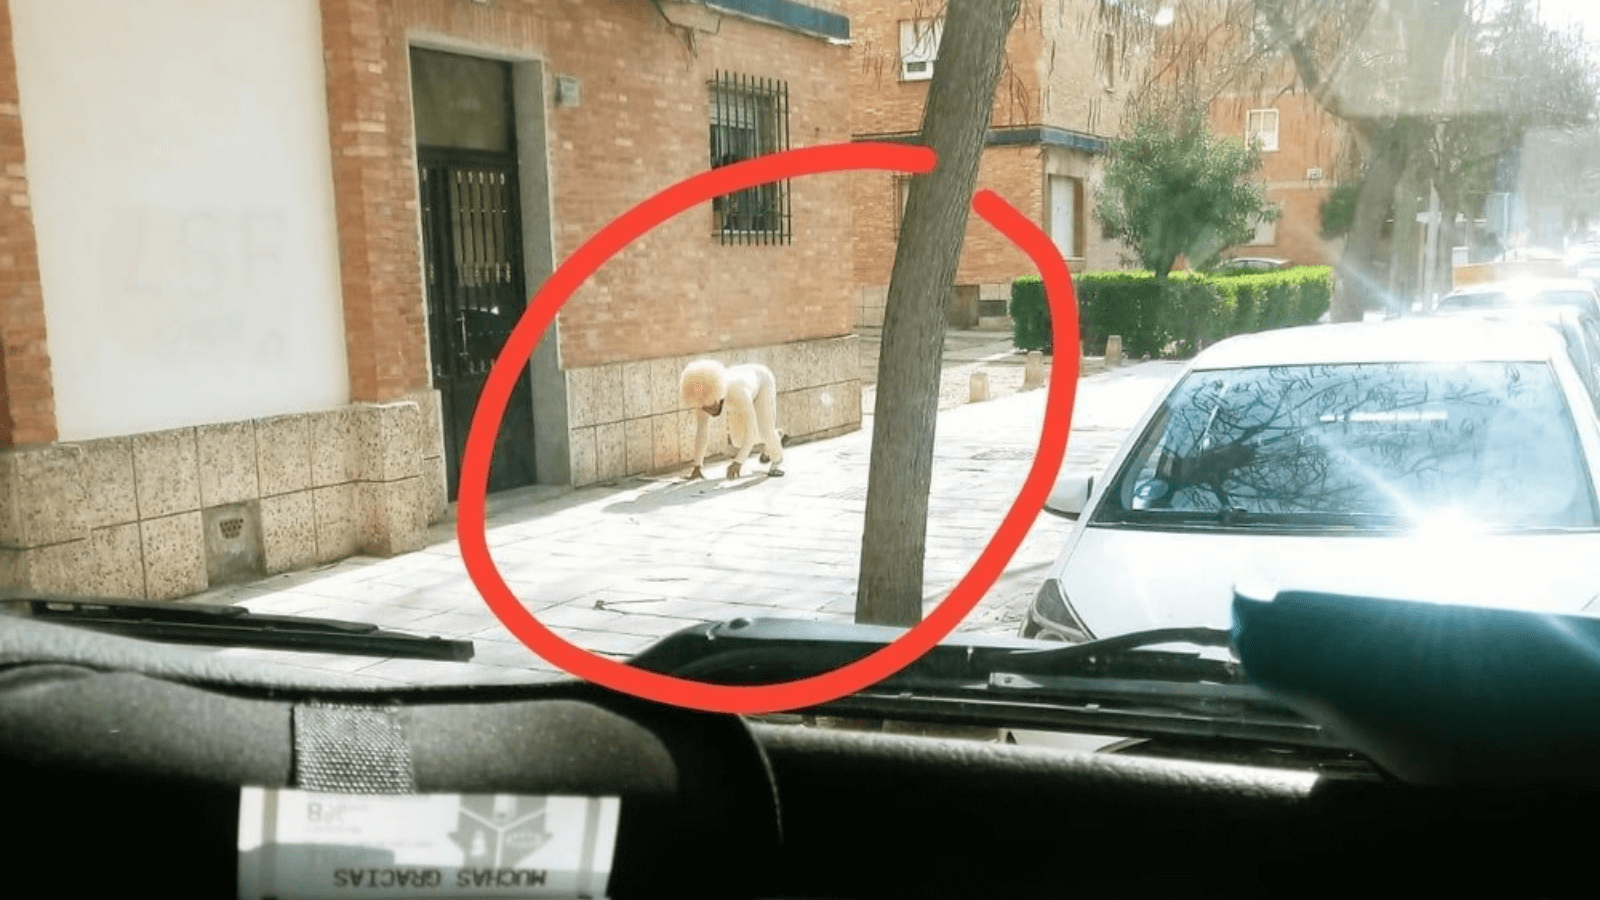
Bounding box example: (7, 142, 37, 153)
(1565, 243, 1600, 285)
(1435, 276, 1600, 320)
(1021, 316, 1600, 644)
(1215, 256, 1292, 274)
(1431, 303, 1600, 414)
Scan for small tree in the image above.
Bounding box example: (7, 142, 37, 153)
(1095, 90, 1277, 281)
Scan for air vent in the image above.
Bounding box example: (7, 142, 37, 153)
(203, 502, 265, 588)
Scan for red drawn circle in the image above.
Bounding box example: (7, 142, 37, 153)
(458, 142, 1081, 715)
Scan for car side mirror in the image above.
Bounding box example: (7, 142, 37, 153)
(1044, 473, 1095, 520)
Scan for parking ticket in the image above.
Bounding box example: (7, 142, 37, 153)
(238, 788, 619, 900)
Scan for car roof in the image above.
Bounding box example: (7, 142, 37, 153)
(1434, 303, 1584, 326)
(1443, 276, 1598, 296)
(1189, 317, 1570, 370)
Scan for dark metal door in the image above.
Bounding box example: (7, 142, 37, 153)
(418, 149, 537, 500)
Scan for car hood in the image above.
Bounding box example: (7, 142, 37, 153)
(1060, 526, 1600, 639)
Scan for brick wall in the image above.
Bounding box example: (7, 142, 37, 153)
(539, 11, 855, 369)
(376, 0, 857, 489)
(0, 0, 53, 448)
(848, 0, 1137, 324)
(850, 149, 1031, 300)
(361, 0, 853, 371)
(847, 0, 1141, 138)
(1035, 0, 1150, 137)
(1213, 90, 1345, 267)
(322, 0, 432, 404)
(850, 0, 1049, 137)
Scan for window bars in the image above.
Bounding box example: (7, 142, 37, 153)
(709, 71, 791, 245)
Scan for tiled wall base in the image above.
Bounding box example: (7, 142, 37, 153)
(564, 335, 863, 486)
(0, 391, 448, 600)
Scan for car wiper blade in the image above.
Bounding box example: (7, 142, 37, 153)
(628, 617, 1337, 747)
(994, 625, 1237, 673)
(1110, 509, 1410, 530)
(0, 593, 475, 662)
(629, 618, 1238, 684)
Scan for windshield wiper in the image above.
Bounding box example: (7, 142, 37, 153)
(1105, 508, 1411, 531)
(629, 618, 1340, 750)
(0, 592, 475, 662)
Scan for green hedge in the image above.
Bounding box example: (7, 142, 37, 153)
(1011, 266, 1333, 359)
(1011, 277, 1052, 353)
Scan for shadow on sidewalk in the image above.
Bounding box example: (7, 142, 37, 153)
(600, 471, 778, 514)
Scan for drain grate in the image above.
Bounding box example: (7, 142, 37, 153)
(219, 517, 244, 540)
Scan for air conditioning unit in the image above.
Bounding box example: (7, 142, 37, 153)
(1306, 167, 1324, 181)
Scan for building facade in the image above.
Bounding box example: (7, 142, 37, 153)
(0, 0, 859, 601)
(848, 0, 1150, 332)
(1148, 3, 1350, 269)
(1210, 85, 1348, 268)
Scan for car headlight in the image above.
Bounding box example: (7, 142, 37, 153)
(1021, 578, 1093, 643)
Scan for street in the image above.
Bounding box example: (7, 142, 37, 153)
(197, 357, 1182, 687)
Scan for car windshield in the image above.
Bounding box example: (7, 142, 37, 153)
(9, 0, 1600, 776)
(1095, 361, 1600, 529)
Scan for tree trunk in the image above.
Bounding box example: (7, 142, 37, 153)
(1259, 0, 1471, 324)
(1436, 198, 1462, 303)
(1388, 160, 1423, 314)
(855, 0, 1020, 626)
(1333, 120, 1413, 322)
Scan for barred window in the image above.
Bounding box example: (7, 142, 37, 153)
(709, 72, 791, 245)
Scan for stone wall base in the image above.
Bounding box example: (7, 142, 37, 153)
(563, 335, 863, 486)
(0, 391, 448, 601)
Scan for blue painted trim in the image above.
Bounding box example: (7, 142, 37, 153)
(698, 0, 850, 40)
(853, 126, 1109, 155)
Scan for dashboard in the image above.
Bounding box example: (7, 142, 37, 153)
(2, 612, 1591, 899)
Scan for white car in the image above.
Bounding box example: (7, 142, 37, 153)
(1435, 276, 1600, 321)
(1019, 316, 1600, 645)
(1431, 304, 1600, 413)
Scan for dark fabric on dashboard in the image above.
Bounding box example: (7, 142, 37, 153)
(0, 665, 294, 785)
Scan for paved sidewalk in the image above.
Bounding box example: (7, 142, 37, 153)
(195, 337, 1178, 687)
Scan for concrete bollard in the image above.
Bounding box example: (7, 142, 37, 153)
(1023, 351, 1045, 389)
(969, 371, 990, 403)
(1105, 335, 1124, 367)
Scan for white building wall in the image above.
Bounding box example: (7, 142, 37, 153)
(11, 0, 349, 441)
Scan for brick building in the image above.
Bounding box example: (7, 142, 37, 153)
(0, 0, 859, 601)
(848, 0, 1152, 331)
(1209, 84, 1348, 267)
(1150, 5, 1350, 268)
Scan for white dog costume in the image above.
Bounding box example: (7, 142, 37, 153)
(680, 359, 784, 478)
